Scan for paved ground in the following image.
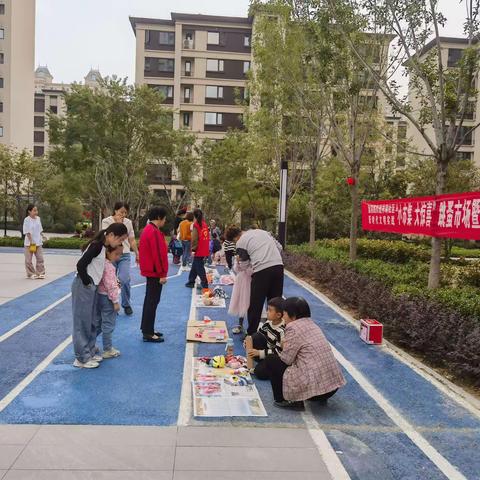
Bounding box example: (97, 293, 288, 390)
(0, 247, 479, 479)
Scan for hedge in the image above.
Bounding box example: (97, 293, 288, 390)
(284, 250, 480, 386)
(0, 236, 85, 250)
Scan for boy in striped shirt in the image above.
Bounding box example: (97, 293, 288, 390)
(246, 297, 285, 379)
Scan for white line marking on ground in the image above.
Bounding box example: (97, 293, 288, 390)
(177, 285, 196, 426)
(302, 404, 351, 480)
(131, 265, 183, 289)
(0, 293, 71, 344)
(285, 270, 480, 418)
(0, 335, 72, 413)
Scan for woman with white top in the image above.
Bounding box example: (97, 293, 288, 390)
(23, 204, 46, 279)
(102, 202, 138, 316)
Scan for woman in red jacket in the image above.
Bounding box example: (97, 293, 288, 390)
(185, 208, 210, 289)
(139, 207, 169, 343)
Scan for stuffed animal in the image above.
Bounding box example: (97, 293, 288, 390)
(209, 355, 226, 368)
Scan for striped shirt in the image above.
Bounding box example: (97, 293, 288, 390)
(257, 320, 286, 359)
(223, 240, 236, 253)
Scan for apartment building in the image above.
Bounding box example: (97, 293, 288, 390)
(130, 12, 252, 202)
(0, 0, 35, 152)
(407, 37, 480, 165)
(33, 67, 101, 158)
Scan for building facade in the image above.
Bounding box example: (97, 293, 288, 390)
(407, 37, 480, 165)
(0, 0, 35, 152)
(130, 13, 252, 202)
(33, 67, 101, 158)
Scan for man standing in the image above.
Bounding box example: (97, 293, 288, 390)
(225, 226, 284, 335)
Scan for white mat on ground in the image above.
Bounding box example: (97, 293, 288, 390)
(192, 357, 267, 417)
(194, 295, 226, 308)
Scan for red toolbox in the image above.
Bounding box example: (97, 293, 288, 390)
(360, 319, 383, 345)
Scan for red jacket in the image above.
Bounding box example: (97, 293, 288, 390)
(193, 221, 210, 257)
(139, 223, 169, 278)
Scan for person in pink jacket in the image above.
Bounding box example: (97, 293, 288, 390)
(263, 297, 346, 409)
(95, 244, 123, 359)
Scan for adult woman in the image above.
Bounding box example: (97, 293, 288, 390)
(23, 204, 46, 279)
(185, 208, 209, 289)
(225, 226, 284, 335)
(264, 297, 346, 409)
(138, 207, 168, 343)
(178, 211, 194, 268)
(102, 202, 138, 315)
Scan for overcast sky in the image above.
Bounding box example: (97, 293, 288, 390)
(36, 0, 468, 85)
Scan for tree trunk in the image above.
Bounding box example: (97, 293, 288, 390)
(309, 164, 317, 246)
(349, 180, 359, 261)
(428, 153, 449, 289)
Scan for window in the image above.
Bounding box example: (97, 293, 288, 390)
(448, 48, 463, 67)
(205, 112, 223, 125)
(0, 77, 3, 88)
(244, 35, 251, 47)
(207, 59, 224, 72)
(34, 116, 45, 127)
(0, 29, 4, 40)
(456, 126, 473, 145)
(33, 146, 45, 157)
(159, 31, 175, 45)
(456, 151, 472, 161)
(0, 102, 3, 112)
(0, 52, 4, 64)
(183, 112, 190, 127)
(158, 58, 174, 72)
(34, 98, 45, 113)
(156, 85, 173, 98)
(206, 86, 224, 99)
(207, 31, 220, 45)
(50, 105, 58, 114)
(184, 87, 191, 101)
(34, 131, 45, 143)
(243, 61, 251, 74)
(0, 126, 3, 137)
(144, 58, 151, 72)
(185, 60, 192, 75)
(145, 30, 151, 44)
(0, 5, 5, 15)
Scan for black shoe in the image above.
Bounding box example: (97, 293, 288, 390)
(185, 283, 195, 288)
(143, 334, 164, 343)
(154, 331, 164, 338)
(274, 400, 305, 410)
(124, 306, 133, 316)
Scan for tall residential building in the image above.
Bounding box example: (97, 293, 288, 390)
(130, 13, 252, 202)
(33, 67, 102, 158)
(407, 37, 480, 165)
(0, 0, 35, 152)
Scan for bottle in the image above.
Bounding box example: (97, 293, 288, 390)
(225, 338, 234, 357)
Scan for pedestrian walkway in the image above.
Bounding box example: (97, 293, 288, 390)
(0, 246, 479, 479)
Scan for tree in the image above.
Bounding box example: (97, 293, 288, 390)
(49, 77, 194, 228)
(324, 0, 480, 287)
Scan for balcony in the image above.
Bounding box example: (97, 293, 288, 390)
(183, 38, 194, 50)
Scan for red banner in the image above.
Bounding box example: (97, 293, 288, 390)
(362, 192, 480, 240)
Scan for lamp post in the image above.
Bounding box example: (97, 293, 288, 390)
(278, 159, 288, 249)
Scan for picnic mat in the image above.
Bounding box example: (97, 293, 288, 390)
(192, 357, 267, 417)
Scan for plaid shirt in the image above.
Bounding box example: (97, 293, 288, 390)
(279, 317, 346, 401)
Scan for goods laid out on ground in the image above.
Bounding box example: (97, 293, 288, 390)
(186, 317, 229, 343)
(192, 356, 267, 417)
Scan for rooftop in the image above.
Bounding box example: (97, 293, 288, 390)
(418, 36, 477, 57)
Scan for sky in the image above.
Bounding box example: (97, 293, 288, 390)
(36, 0, 468, 85)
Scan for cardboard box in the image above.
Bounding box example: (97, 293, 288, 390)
(360, 319, 383, 345)
(186, 320, 229, 343)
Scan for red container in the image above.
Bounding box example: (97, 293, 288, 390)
(360, 319, 383, 345)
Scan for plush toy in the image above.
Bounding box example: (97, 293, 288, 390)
(209, 355, 226, 368)
(224, 375, 250, 387)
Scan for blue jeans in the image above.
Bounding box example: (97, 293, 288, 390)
(115, 253, 131, 309)
(95, 294, 117, 351)
(188, 256, 208, 288)
(182, 240, 191, 266)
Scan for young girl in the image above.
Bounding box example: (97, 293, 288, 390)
(228, 255, 253, 334)
(168, 234, 183, 265)
(185, 209, 210, 289)
(23, 204, 46, 279)
(72, 223, 128, 369)
(96, 244, 123, 359)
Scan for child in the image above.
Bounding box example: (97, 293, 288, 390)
(72, 223, 128, 369)
(96, 244, 123, 359)
(169, 234, 183, 265)
(228, 256, 253, 334)
(246, 297, 286, 379)
(213, 236, 227, 266)
(223, 232, 236, 271)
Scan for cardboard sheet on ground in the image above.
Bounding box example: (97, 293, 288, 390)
(192, 357, 267, 417)
(186, 320, 229, 343)
(194, 295, 226, 308)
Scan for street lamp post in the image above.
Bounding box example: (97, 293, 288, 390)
(278, 159, 288, 249)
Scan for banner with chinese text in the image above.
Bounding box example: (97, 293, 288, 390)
(362, 192, 480, 240)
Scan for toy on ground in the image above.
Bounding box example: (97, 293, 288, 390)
(224, 375, 251, 387)
(209, 355, 226, 368)
(213, 286, 228, 299)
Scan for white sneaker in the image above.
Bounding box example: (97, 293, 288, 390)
(73, 359, 100, 369)
(102, 347, 121, 359)
(37, 273, 45, 279)
(27, 274, 38, 280)
(92, 354, 103, 362)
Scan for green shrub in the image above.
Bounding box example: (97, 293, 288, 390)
(451, 246, 480, 258)
(0, 237, 24, 247)
(44, 237, 85, 250)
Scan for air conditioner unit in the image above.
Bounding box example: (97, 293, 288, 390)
(183, 39, 194, 49)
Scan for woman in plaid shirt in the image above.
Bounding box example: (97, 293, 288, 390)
(264, 297, 346, 409)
